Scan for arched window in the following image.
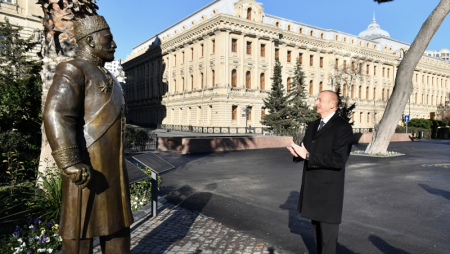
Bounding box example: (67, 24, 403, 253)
(367, 113, 370, 123)
(247, 8, 252, 20)
(319, 82, 323, 92)
(232, 70, 237, 87)
(320, 33, 324, 39)
(366, 86, 369, 99)
(246, 71, 251, 89)
(287, 78, 291, 92)
(387, 89, 390, 100)
(260, 73, 265, 90)
(191, 75, 194, 90)
(310, 30, 314, 36)
(343, 86, 347, 98)
(309, 80, 313, 95)
(299, 28, 303, 34)
(351, 85, 354, 98)
(212, 70, 215, 86)
(287, 25, 291, 31)
(360, 112, 363, 123)
(275, 22, 280, 27)
(201, 73, 204, 88)
(358, 86, 362, 98)
(382, 88, 385, 101)
(182, 77, 185, 91)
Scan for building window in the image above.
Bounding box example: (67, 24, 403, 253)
(287, 51, 292, 62)
(261, 44, 265, 57)
(174, 54, 177, 66)
(182, 52, 185, 63)
(212, 70, 215, 86)
(212, 40, 215, 53)
(276, 22, 280, 27)
(310, 55, 314, 66)
(415, 93, 417, 104)
(310, 30, 314, 36)
(232, 70, 237, 87)
(335, 59, 339, 69)
(201, 73, 204, 88)
(287, 78, 291, 92)
(191, 75, 194, 89)
(260, 73, 265, 90)
(351, 85, 354, 98)
(247, 8, 252, 20)
(359, 86, 362, 98)
(232, 39, 237, 52)
(366, 64, 370, 74)
(319, 82, 323, 92)
(387, 89, 390, 100)
(191, 48, 194, 60)
(201, 44, 204, 57)
(246, 71, 251, 89)
(299, 28, 303, 34)
(247, 42, 252, 55)
(374, 66, 377, 75)
(387, 68, 390, 78)
(351, 62, 355, 71)
(343, 60, 347, 69)
(261, 107, 265, 120)
(275, 48, 279, 60)
(182, 77, 185, 90)
(247, 106, 252, 120)
(287, 25, 291, 31)
(382, 88, 385, 101)
(174, 79, 177, 92)
(343, 85, 347, 98)
(416, 74, 418, 82)
(320, 33, 324, 39)
(320, 57, 324, 68)
(360, 112, 363, 123)
(382, 67, 385, 77)
(309, 80, 313, 95)
(299, 53, 303, 64)
(367, 113, 370, 123)
(232, 106, 237, 120)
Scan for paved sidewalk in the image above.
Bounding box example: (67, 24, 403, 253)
(93, 203, 292, 254)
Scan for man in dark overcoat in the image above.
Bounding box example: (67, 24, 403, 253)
(287, 90, 353, 254)
(43, 15, 133, 253)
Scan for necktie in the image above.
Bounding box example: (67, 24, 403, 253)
(318, 120, 325, 131)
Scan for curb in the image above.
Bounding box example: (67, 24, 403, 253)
(56, 197, 167, 254)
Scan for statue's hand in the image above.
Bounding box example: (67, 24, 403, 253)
(64, 163, 92, 189)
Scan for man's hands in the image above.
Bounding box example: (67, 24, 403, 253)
(287, 142, 309, 159)
(64, 163, 92, 189)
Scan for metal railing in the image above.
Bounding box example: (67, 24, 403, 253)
(158, 124, 264, 135)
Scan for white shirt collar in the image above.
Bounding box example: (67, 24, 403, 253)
(321, 111, 336, 124)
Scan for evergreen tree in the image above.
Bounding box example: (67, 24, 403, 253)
(0, 18, 42, 157)
(336, 85, 356, 125)
(0, 17, 41, 86)
(261, 59, 291, 133)
(287, 57, 319, 126)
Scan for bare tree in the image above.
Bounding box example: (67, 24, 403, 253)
(37, 0, 98, 172)
(330, 59, 368, 98)
(365, 0, 450, 154)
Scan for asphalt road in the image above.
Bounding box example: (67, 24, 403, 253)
(155, 140, 450, 254)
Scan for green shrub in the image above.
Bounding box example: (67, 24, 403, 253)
(408, 118, 432, 129)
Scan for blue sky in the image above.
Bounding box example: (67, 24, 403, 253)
(97, 0, 450, 61)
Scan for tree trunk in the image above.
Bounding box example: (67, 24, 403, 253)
(37, 0, 98, 173)
(365, 0, 450, 154)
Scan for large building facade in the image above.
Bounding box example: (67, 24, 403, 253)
(0, 0, 44, 57)
(122, 0, 450, 130)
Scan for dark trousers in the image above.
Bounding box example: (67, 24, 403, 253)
(311, 220, 339, 254)
(62, 227, 131, 254)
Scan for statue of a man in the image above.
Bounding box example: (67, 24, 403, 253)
(43, 15, 133, 253)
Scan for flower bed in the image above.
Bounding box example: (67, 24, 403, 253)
(2, 219, 61, 254)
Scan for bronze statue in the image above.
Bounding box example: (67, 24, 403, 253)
(43, 15, 133, 253)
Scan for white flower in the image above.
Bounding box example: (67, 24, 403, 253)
(135, 197, 138, 200)
(17, 238, 23, 243)
(135, 205, 138, 209)
(41, 229, 46, 236)
(46, 237, 50, 243)
(59, 236, 62, 242)
(143, 199, 147, 202)
(53, 232, 59, 237)
(54, 224, 59, 227)
(140, 202, 143, 205)
(47, 248, 53, 253)
(29, 225, 34, 229)
(35, 236, 40, 240)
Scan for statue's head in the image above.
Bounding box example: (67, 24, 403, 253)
(74, 15, 116, 62)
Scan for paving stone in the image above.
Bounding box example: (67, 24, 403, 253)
(122, 203, 291, 254)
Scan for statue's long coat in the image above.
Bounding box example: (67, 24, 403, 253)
(44, 57, 133, 239)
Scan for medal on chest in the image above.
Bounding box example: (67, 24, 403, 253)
(98, 66, 114, 93)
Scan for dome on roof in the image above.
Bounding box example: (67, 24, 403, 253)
(438, 48, 450, 53)
(358, 14, 390, 39)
